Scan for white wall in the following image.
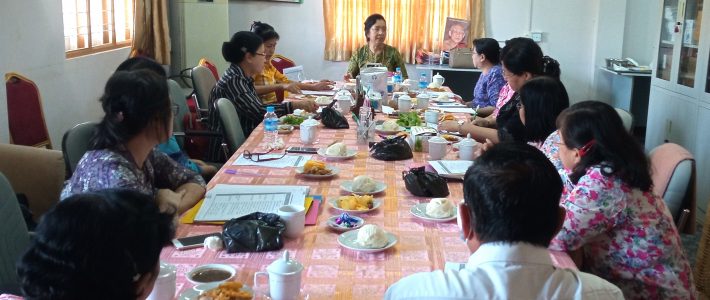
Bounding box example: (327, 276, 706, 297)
(0, 0, 129, 145)
(624, 0, 662, 66)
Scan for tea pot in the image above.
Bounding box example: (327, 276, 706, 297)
(300, 116, 319, 145)
(254, 251, 303, 300)
(432, 73, 445, 87)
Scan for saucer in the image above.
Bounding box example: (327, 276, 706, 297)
(178, 282, 253, 300)
(337, 230, 397, 253)
(374, 124, 406, 135)
(317, 148, 358, 159)
(294, 166, 340, 179)
(326, 215, 365, 231)
(409, 203, 457, 222)
(340, 180, 387, 195)
(329, 198, 382, 214)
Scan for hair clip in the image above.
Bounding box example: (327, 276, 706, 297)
(578, 139, 596, 157)
(132, 273, 141, 282)
(116, 111, 124, 122)
(240, 47, 247, 53)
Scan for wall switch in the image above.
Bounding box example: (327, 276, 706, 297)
(530, 32, 543, 42)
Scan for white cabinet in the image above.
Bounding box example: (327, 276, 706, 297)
(647, 0, 710, 222)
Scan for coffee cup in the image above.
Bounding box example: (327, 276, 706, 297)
(398, 95, 412, 113)
(457, 134, 477, 161)
(277, 205, 306, 238)
(146, 262, 176, 300)
(416, 94, 429, 109)
(254, 251, 303, 300)
(299, 117, 319, 145)
(424, 110, 440, 124)
(428, 136, 449, 160)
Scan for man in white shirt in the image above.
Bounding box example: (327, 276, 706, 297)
(384, 143, 623, 300)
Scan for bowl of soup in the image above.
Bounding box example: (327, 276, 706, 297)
(186, 264, 236, 285)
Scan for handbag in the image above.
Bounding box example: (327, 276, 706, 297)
(221, 212, 286, 253)
(320, 100, 350, 129)
(402, 166, 450, 197)
(449, 48, 475, 69)
(370, 136, 413, 161)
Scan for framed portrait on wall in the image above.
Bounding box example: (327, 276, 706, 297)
(442, 17, 470, 51)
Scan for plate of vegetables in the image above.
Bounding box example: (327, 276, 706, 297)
(396, 112, 423, 128)
(279, 115, 305, 127)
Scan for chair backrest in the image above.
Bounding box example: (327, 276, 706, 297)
(271, 54, 296, 73)
(5, 72, 52, 149)
(61, 122, 98, 178)
(191, 66, 217, 112)
(168, 79, 189, 132)
(0, 171, 30, 294)
(215, 98, 246, 154)
(198, 58, 220, 81)
(649, 143, 696, 233)
(614, 107, 633, 133)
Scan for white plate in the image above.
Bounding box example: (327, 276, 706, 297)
(294, 166, 340, 179)
(340, 180, 387, 195)
(278, 125, 294, 134)
(375, 124, 406, 134)
(178, 282, 254, 300)
(431, 97, 456, 103)
(338, 230, 397, 253)
(326, 215, 365, 231)
(328, 198, 382, 214)
(410, 203, 457, 222)
(317, 148, 358, 159)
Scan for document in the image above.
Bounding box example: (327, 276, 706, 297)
(438, 107, 476, 114)
(302, 90, 336, 96)
(431, 103, 466, 108)
(194, 184, 309, 222)
(232, 154, 311, 168)
(429, 160, 474, 178)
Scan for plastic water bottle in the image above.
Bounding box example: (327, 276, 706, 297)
(393, 67, 402, 84)
(263, 106, 278, 144)
(418, 72, 428, 90)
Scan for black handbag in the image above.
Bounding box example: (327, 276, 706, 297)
(221, 212, 286, 253)
(370, 135, 413, 161)
(402, 166, 450, 197)
(320, 100, 349, 129)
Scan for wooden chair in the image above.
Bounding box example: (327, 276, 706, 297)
(270, 54, 296, 102)
(5, 73, 52, 149)
(650, 143, 696, 234)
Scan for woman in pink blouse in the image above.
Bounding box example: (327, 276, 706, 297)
(550, 101, 695, 299)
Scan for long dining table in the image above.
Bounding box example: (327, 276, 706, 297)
(160, 96, 576, 299)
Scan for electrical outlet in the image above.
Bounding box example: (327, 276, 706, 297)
(530, 32, 543, 42)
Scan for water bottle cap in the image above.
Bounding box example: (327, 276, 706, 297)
(266, 106, 275, 112)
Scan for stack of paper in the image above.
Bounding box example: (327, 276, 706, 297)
(232, 154, 310, 168)
(428, 160, 474, 179)
(193, 184, 310, 222)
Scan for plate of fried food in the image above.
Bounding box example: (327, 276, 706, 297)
(179, 281, 252, 300)
(295, 160, 339, 179)
(441, 134, 462, 144)
(329, 194, 382, 214)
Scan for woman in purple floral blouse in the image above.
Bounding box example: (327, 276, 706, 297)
(550, 101, 695, 299)
(61, 66, 205, 214)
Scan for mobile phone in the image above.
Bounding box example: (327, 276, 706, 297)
(286, 146, 319, 154)
(172, 232, 221, 250)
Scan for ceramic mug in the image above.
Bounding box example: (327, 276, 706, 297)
(277, 205, 306, 238)
(416, 94, 429, 109)
(398, 96, 412, 113)
(146, 262, 176, 300)
(458, 143, 476, 161)
(424, 110, 440, 124)
(300, 124, 317, 145)
(336, 98, 352, 115)
(428, 139, 449, 160)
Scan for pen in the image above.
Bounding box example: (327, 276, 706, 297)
(472, 105, 479, 121)
(352, 112, 360, 124)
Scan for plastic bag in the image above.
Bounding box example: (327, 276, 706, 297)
(402, 166, 450, 197)
(370, 136, 413, 161)
(221, 212, 286, 253)
(320, 100, 349, 129)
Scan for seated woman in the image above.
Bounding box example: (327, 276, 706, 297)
(61, 68, 206, 214)
(469, 38, 506, 117)
(250, 21, 334, 104)
(550, 101, 695, 299)
(439, 37, 560, 143)
(343, 14, 408, 80)
(18, 189, 175, 299)
(207, 31, 317, 161)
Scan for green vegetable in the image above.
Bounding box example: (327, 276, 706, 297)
(280, 115, 304, 125)
(396, 112, 422, 127)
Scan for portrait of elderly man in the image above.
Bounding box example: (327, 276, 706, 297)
(442, 18, 469, 51)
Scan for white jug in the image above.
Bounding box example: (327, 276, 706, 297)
(254, 251, 304, 300)
(432, 73, 445, 86)
(300, 117, 319, 145)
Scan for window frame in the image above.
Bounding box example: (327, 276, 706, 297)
(64, 0, 133, 59)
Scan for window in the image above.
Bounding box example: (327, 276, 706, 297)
(62, 0, 134, 58)
(323, 0, 485, 64)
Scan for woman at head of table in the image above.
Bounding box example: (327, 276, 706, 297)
(18, 189, 175, 300)
(60, 66, 206, 215)
(468, 38, 507, 117)
(207, 31, 317, 161)
(250, 21, 334, 105)
(343, 13, 408, 81)
(439, 37, 560, 144)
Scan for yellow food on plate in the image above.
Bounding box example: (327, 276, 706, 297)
(442, 114, 455, 121)
(303, 160, 332, 175)
(337, 194, 374, 210)
(441, 134, 460, 142)
(428, 87, 446, 92)
(198, 281, 251, 300)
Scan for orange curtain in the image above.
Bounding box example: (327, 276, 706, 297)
(130, 0, 171, 65)
(323, 0, 485, 63)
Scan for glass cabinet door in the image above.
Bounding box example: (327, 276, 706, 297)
(678, 0, 703, 87)
(657, 0, 680, 81)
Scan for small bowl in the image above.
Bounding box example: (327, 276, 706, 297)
(186, 264, 236, 285)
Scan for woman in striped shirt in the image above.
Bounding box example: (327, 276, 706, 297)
(207, 31, 316, 161)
